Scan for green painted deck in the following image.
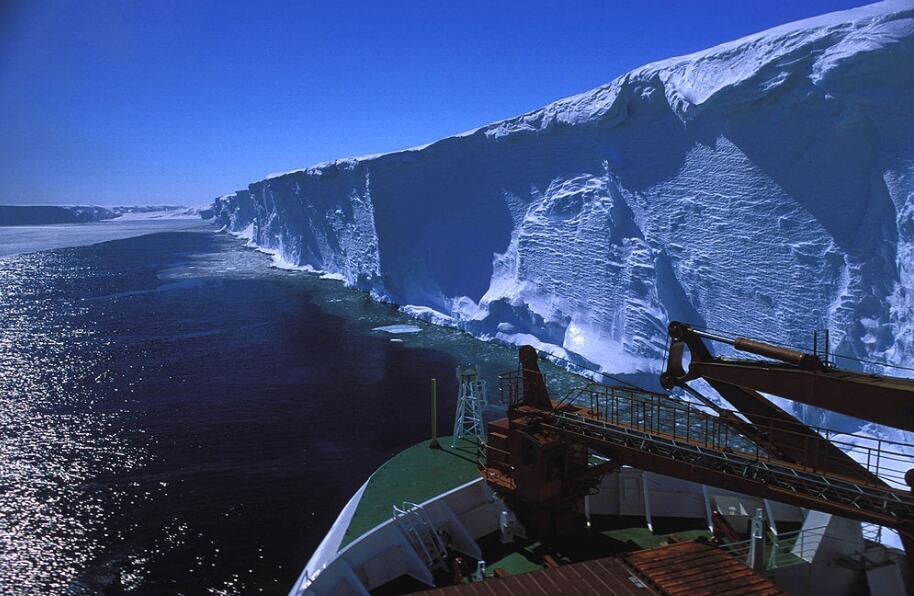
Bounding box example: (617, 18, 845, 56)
(341, 436, 483, 549)
(339, 434, 712, 571)
(338, 434, 714, 595)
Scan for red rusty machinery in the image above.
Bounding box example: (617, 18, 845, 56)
(482, 325, 914, 565)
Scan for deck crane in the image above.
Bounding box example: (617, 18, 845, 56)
(484, 327, 914, 571)
(660, 321, 914, 434)
(659, 321, 914, 560)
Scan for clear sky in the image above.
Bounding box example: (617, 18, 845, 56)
(0, 0, 878, 206)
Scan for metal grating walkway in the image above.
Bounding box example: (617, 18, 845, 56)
(540, 384, 914, 533)
(551, 408, 914, 527)
(488, 373, 914, 537)
(495, 366, 914, 561)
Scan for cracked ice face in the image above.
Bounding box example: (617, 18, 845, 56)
(212, 0, 914, 388)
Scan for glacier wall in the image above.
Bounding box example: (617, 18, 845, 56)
(214, 0, 914, 377)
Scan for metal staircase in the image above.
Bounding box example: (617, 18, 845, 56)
(392, 502, 448, 570)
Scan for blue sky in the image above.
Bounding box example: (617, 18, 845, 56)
(0, 0, 876, 206)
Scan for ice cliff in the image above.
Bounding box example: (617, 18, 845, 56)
(213, 0, 914, 381)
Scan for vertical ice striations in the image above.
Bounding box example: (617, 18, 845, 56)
(214, 0, 914, 376)
(218, 161, 385, 294)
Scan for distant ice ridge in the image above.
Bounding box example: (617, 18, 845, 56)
(111, 205, 213, 221)
(0, 205, 210, 226)
(213, 0, 914, 387)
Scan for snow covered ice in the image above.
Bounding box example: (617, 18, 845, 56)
(213, 1, 914, 390)
(372, 325, 422, 334)
(213, 3, 914, 548)
(0, 207, 211, 258)
(0, 204, 205, 226)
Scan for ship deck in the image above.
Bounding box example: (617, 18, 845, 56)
(343, 436, 712, 556)
(341, 436, 483, 550)
(341, 436, 727, 595)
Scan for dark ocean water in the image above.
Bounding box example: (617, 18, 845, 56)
(0, 227, 582, 594)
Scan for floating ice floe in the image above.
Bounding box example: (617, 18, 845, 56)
(372, 325, 421, 334)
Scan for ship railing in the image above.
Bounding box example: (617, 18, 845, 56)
(559, 382, 765, 457)
(497, 368, 521, 405)
(475, 435, 494, 469)
(556, 382, 914, 489)
(862, 523, 885, 544)
(721, 525, 828, 571)
(500, 368, 914, 488)
(497, 367, 548, 407)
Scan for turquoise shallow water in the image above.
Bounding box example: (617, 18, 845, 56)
(0, 225, 584, 594)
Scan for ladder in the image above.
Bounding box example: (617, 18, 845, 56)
(392, 502, 448, 569)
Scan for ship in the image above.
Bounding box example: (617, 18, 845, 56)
(289, 322, 914, 595)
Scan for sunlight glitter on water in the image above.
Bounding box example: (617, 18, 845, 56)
(0, 253, 148, 591)
(0, 228, 590, 593)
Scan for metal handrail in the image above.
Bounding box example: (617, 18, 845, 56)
(547, 380, 914, 489)
(721, 525, 830, 571)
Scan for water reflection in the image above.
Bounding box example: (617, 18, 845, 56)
(0, 251, 146, 592)
(0, 232, 589, 593)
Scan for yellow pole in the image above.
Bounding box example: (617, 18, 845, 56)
(429, 377, 441, 449)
